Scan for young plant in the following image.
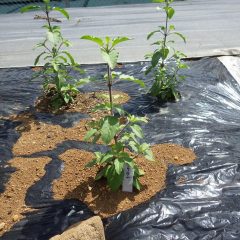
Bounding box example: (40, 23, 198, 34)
(81, 35, 154, 191)
(146, 0, 188, 101)
(21, 0, 88, 109)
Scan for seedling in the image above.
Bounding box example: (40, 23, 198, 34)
(146, 0, 188, 101)
(81, 35, 154, 191)
(21, 0, 88, 109)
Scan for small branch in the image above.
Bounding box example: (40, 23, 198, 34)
(115, 119, 130, 140)
(132, 153, 140, 160)
(160, 1, 169, 68)
(57, 42, 64, 53)
(107, 65, 113, 116)
(34, 14, 62, 23)
(45, 3, 52, 32)
(43, 43, 51, 53)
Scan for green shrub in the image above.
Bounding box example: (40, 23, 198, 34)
(21, 0, 88, 109)
(81, 35, 154, 191)
(146, 0, 188, 101)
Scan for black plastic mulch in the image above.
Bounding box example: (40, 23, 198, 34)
(1, 57, 240, 239)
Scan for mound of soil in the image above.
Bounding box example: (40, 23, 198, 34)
(35, 90, 130, 116)
(52, 144, 196, 217)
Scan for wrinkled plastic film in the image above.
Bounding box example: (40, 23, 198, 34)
(0, 57, 240, 239)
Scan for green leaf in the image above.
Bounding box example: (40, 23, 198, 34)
(160, 26, 166, 31)
(113, 104, 125, 115)
(114, 159, 124, 175)
(134, 167, 145, 177)
(153, 0, 165, 2)
(160, 48, 169, 59)
(52, 62, 59, 71)
(147, 30, 160, 40)
(34, 52, 46, 65)
(129, 132, 138, 143)
(91, 132, 100, 143)
(166, 7, 175, 19)
(85, 159, 97, 168)
(100, 116, 120, 144)
(133, 177, 142, 191)
(34, 42, 45, 49)
(47, 31, 60, 44)
(134, 166, 144, 178)
(111, 142, 124, 152)
(58, 55, 67, 63)
(105, 36, 111, 45)
(95, 168, 106, 180)
(111, 71, 121, 79)
(100, 49, 118, 69)
(73, 65, 85, 74)
(121, 157, 135, 168)
(133, 116, 148, 123)
(99, 153, 114, 164)
(169, 24, 175, 31)
(84, 128, 97, 141)
(106, 166, 124, 191)
(62, 51, 75, 65)
(145, 149, 154, 161)
(111, 36, 131, 48)
(93, 103, 111, 112)
(52, 7, 70, 20)
(52, 26, 61, 31)
(95, 152, 102, 161)
(130, 124, 143, 138)
(76, 78, 91, 86)
(63, 93, 71, 103)
(63, 39, 71, 47)
(61, 84, 78, 93)
(151, 50, 162, 68)
(20, 5, 41, 13)
(129, 141, 138, 152)
(173, 32, 186, 43)
(103, 165, 112, 178)
(145, 66, 153, 75)
(80, 35, 104, 47)
(119, 74, 145, 88)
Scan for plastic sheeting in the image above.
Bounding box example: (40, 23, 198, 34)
(1, 57, 240, 239)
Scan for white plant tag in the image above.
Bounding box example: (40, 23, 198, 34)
(122, 164, 134, 192)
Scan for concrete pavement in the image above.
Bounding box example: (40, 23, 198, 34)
(0, 0, 240, 68)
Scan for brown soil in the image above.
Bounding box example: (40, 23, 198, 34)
(35, 90, 130, 117)
(12, 118, 88, 156)
(0, 89, 196, 235)
(11, 91, 129, 156)
(52, 144, 196, 218)
(0, 156, 51, 234)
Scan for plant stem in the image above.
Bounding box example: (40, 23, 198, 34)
(45, 4, 52, 32)
(115, 120, 130, 140)
(161, 1, 169, 68)
(107, 65, 113, 116)
(107, 64, 118, 144)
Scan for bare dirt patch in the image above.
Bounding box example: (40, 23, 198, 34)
(0, 157, 51, 235)
(35, 90, 130, 116)
(52, 144, 196, 218)
(13, 118, 88, 156)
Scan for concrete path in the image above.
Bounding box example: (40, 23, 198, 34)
(0, 0, 240, 68)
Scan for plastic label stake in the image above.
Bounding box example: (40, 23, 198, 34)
(122, 164, 134, 192)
